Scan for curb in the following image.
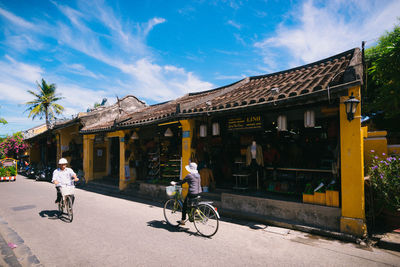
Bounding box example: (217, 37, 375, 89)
(220, 208, 363, 245)
(0, 216, 42, 267)
(376, 234, 400, 252)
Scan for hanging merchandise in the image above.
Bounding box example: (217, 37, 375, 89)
(164, 128, 173, 137)
(131, 132, 139, 140)
(212, 122, 220, 136)
(304, 110, 315, 128)
(200, 124, 207, 137)
(277, 115, 287, 131)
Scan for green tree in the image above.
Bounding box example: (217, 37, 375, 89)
(0, 106, 7, 125)
(364, 22, 400, 131)
(25, 79, 64, 128)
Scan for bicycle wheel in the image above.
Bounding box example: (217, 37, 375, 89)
(193, 204, 219, 237)
(66, 196, 73, 222)
(163, 199, 182, 226)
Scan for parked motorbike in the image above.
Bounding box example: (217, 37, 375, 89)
(26, 165, 36, 179)
(75, 169, 86, 188)
(35, 166, 53, 182)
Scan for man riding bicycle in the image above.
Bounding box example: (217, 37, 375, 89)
(52, 158, 79, 204)
(171, 162, 202, 225)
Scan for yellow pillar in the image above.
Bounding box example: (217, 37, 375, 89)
(340, 86, 367, 237)
(83, 134, 94, 183)
(180, 119, 195, 197)
(119, 135, 126, 190)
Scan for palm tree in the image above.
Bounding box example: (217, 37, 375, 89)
(25, 79, 64, 128)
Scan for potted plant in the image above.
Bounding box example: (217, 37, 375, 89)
(326, 180, 339, 207)
(302, 183, 314, 204)
(313, 181, 326, 205)
(368, 152, 400, 228)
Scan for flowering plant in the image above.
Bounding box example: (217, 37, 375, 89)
(368, 150, 400, 212)
(0, 133, 29, 159)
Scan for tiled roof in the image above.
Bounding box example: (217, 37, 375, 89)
(80, 48, 362, 133)
(183, 48, 362, 114)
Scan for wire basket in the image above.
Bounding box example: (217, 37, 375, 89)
(165, 185, 181, 197)
(60, 185, 75, 196)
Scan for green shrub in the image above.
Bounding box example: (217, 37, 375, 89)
(368, 151, 400, 212)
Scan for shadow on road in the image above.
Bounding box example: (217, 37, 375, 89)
(38, 210, 60, 220)
(146, 220, 209, 238)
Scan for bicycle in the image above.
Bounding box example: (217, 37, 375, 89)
(58, 185, 75, 222)
(163, 185, 220, 237)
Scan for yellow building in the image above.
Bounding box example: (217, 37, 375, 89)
(80, 48, 368, 237)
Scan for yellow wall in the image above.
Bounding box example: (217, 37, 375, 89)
(364, 130, 388, 169)
(55, 124, 81, 165)
(83, 134, 94, 182)
(340, 86, 367, 237)
(388, 145, 400, 156)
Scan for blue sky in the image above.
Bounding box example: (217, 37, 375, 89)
(0, 0, 399, 136)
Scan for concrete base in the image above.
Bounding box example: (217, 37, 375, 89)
(222, 193, 341, 231)
(340, 216, 367, 237)
(139, 183, 168, 201)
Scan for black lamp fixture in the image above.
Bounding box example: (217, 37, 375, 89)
(344, 92, 360, 121)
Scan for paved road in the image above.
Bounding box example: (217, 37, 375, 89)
(0, 176, 399, 267)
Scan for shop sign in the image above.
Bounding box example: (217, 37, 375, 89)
(228, 115, 263, 131)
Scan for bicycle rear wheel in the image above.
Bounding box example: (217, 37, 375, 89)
(66, 196, 73, 222)
(193, 204, 219, 237)
(163, 199, 182, 226)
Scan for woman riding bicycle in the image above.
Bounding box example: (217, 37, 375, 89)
(171, 162, 202, 225)
(52, 158, 79, 204)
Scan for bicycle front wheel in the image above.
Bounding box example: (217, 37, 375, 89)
(193, 204, 219, 237)
(66, 196, 73, 222)
(163, 199, 182, 226)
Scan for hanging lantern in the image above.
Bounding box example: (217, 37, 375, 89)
(212, 122, 220, 136)
(200, 124, 207, 137)
(344, 92, 360, 121)
(164, 128, 173, 137)
(304, 110, 315, 128)
(131, 132, 139, 140)
(277, 115, 287, 131)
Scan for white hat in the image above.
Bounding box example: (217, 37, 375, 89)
(58, 158, 68, 165)
(185, 162, 198, 174)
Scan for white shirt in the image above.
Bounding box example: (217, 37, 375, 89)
(52, 167, 76, 187)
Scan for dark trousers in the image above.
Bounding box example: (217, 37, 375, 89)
(182, 193, 199, 220)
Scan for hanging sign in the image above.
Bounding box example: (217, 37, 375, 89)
(228, 115, 263, 131)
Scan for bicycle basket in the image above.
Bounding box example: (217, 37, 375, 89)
(60, 185, 75, 196)
(165, 185, 181, 197)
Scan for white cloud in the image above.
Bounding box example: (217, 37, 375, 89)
(142, 17, 166, 37)
(0, 56, 43, 103)
(0, 7, 34, 29)
(227, 20, 241, 30)
(254, 0, 400, 70)
(65, 64, 103, 79)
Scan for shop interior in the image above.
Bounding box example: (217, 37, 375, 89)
(193, 107, 340, 202)
(128, 123, 182, 183)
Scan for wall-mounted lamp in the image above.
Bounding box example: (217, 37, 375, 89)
(131, 132, 139, 140)
(164, 128, 173, 137)
(344, 93, 360, 121)
(277, 115, 287, 131)
(304, 110, 315, 128)
(199, 124, 207, 137)
(212, 122, 220, 136)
